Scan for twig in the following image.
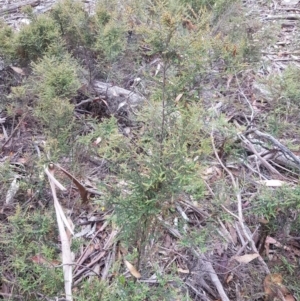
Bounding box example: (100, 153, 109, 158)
(265, 14, 300, 20)
(221, 205, 240, 220)
(101, 248, 114, 280)
(196, 251, 230, 301)
(235, 221, 246, 246)
(234, 225, 259, 256)
(253, 129, 300, 169)
(185, 281, 212, 301)
(235, 73, 255, 122)
(74, 251, 106, 279)
(211, 130, 270, 274)
(0, 292, 23, 300)
(74, 220, 110, 274)
(217, 217, 236, 244)
(1, 114, 27, 150)
(55, 263, 101, 277)
(179, 194, 210, 218)
(277, 7, 300, 11)
(74, 98, 93, 107)
(239, 134, 284, 178)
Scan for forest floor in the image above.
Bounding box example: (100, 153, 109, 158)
(1, 0, 300, 300)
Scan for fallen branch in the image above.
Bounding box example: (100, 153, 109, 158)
(211, 130, 270, 275)
(159, 215, 230, 301)
(265, 14, 300, 20)
(239, 134, 285, 178)
(193, 250, 230, 301)
(92, 81, 146, 114)
(0, 0, 40, 16)
(1, 114, 27, 150)
(45, 165, 73, 301)
(253, 129, 300, 168)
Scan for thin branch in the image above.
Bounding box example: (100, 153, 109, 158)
(265, 14, 300, 20)
(211, 130, 270, 274)
(1, 114, 27, 150)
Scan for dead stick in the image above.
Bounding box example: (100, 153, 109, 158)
(1, 114, 27, 150)
(211, 130, 270, 274)
(265, 14, 300, 20)
(0, 0, 40, 15)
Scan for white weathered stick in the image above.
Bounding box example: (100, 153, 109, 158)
(45, 166, 74, 301)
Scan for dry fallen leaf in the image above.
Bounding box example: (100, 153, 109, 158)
(175, 93, 183, 103)
(177, 268, 190, 274)
(93, 137, 102, 145)
(54, 164, 89, 204)
(10, 66, 26, 75)
(232, 253, 259, 263)
(256, 180, 287, 187)
(5, 176, 19, 204)
(31, 254, 50, 266)
(201, 166, 222, 180)
(264, 273, 292, 301)
(285, 295, 296, 301)
(124, 260, 141, 279)
(226, 273, 234, 284)
(31, 254, 59, 267)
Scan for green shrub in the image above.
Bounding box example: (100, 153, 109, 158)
(29, 53, 80, 155)
(31, 53, 80, 100)
(93, 17, 127, 61)
(50, 0, 94, 49)
(16, 15, 60, 62)
(0, 20, 16, 63)
(88, 97, 207, 256)
(250, 185, 300, 232)
(0, 207, 64, 299)
(279, 65, 300, 105)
